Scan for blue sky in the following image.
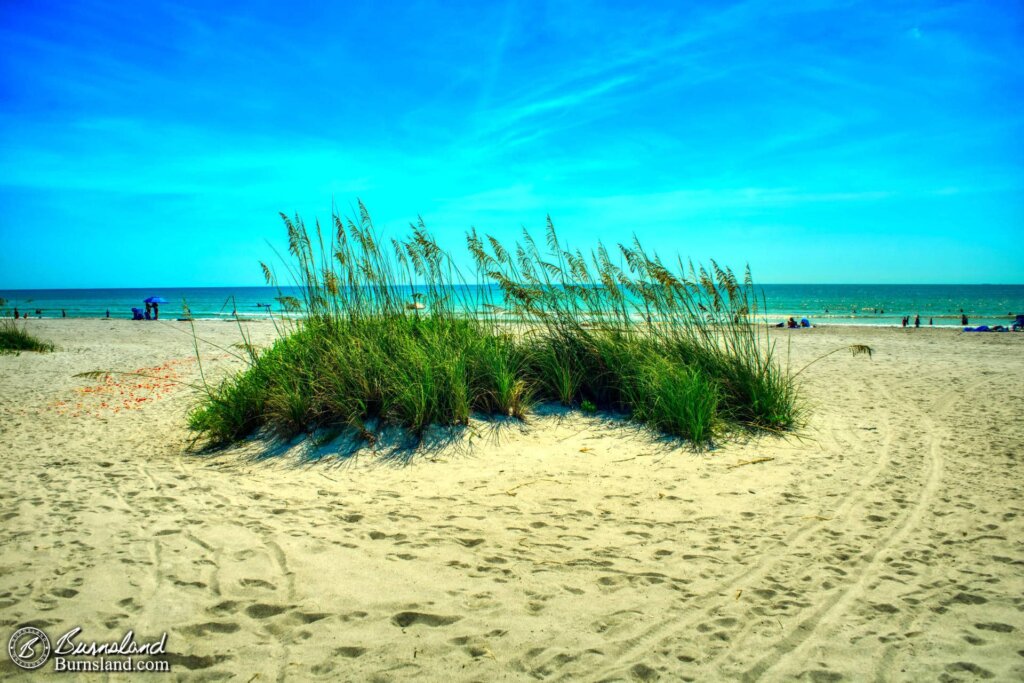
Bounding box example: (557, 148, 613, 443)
(1, 0, 1021, 287)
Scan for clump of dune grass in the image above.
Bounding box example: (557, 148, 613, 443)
(188, 203, 800, 448)
(0, 319, 55, 354)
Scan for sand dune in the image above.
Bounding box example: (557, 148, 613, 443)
(1, 320, 1021, 680)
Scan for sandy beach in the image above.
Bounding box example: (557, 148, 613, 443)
(1, 320, 1021, 681)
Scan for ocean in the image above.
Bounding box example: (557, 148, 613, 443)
(1, 285, 1022, 327)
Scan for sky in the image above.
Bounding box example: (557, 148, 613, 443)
(0, 0, 1022, 287)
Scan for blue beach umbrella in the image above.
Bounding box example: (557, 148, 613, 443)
(144, 296, 168, 304)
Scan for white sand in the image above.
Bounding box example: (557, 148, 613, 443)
(1, 320, 1022, 680)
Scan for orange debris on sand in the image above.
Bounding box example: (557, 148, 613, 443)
(48, 357, 197, 419)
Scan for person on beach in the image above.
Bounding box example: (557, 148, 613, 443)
(787, 316, 798, 329)
(105, 309, 110, 318)
(902, 316, 908, 328)
(13, 307, 18, 319)
(929, 317, 933, 326)
(914, 314, 920, 328)
(153, 302, 159, 320)
(61, 309, 66, 318)
(145, 302, 152, 320)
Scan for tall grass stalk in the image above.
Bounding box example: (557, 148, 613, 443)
(189, 203, 799, 447)
(0, 319, 55, 354)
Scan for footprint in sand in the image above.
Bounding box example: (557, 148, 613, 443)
(207, 600, 239, 616)
(244, 603, 290, 619)
(944, 661, 995, 679)
(179, 621, 241, 637)
(391, 611, 461, 628)
(629, 662, 661, 681)
(974, 622, 1014, 633)
(289, 611, 330, 624)
(160, 653, 231, 671)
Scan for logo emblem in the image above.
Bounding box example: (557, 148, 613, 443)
(8, 627, 51, 670)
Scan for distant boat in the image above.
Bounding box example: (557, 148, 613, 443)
(406, 302, 425, 310)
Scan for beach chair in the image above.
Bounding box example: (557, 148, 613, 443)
(131, 307, 145, 320)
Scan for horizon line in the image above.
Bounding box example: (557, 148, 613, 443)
(3, 282, 1024, 292)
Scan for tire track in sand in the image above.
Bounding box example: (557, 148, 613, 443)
(864, 378, 991, 683)
(737, 379, 952, 681)
(586, 378, 897, 680)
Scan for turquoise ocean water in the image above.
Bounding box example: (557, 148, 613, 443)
(1, 285, 1022, 327)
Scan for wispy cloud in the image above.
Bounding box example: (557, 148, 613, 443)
(1, 0, 1021, 286)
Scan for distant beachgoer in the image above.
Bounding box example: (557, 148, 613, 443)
(13, 307, 18, 319)
(145, 302, 152, 320)
(800, 317, 810, 328)
(153, 302, 159, 320)
(105, 309, 110, 318)
(61, 309, 66, 318)
(901, 316, 908, 328)
(914, 314, 920, 328)
(961, 313, 968, 326)
(929, 317, 933, 326)
(880, 309, 884, 314)
(787, 316, 798, 329)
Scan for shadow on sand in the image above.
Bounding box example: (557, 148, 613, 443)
(184, 402, 714, 471)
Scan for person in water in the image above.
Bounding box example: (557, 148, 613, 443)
(961, 313, 968, 325)
(901, 316, 908, 328)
